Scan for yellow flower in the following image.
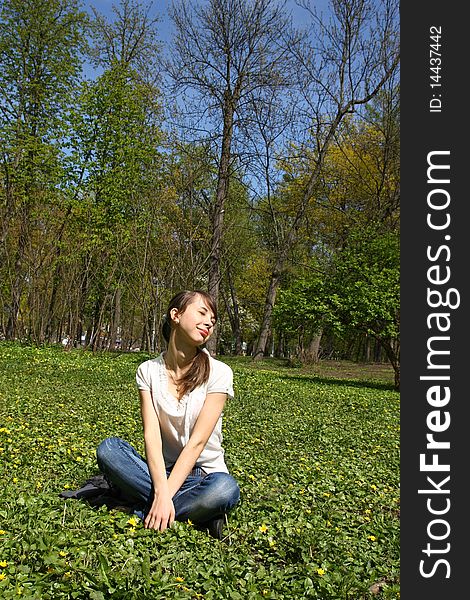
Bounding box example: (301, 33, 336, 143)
(174, 576, 184, 582)
(316, 568, 325, 576)
(0, 531, 5, 535)
(58, 551, 67, 558)
(127, 516, 139, 527)
(258, 523, 268, 533)
(368, 535, 377, 541)
(187, 519, 193, 526)
(0, 573, 6, 581)
(0, 561, 7, 567)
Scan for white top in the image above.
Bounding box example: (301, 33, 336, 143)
(135, 349, 234, 474)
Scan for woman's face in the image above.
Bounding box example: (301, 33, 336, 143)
(171, 295, 216, 346)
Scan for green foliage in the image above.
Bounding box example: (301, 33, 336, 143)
(0, 0, 400, 368)
(274, 230, 399, 380)
(68, 61, 163, 224)
(0, 0, 86, 187)
(274, 271, 337, 338)
(0, 0, 86, 128)
(330, 231, 400, 342)
(0, 343, 399, 598)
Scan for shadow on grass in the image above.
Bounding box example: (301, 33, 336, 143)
(285, 373, 397, 392)
(223, 356, 397, 392)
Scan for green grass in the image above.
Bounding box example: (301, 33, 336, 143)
(0, 343, 400, 599)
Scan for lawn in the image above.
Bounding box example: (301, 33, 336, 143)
(0, 343, 400, 599)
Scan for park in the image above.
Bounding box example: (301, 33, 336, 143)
(0, 0, 400, 597)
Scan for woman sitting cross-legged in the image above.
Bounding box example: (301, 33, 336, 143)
(96, 290, 240, 539)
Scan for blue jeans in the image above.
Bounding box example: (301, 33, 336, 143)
(96, 437, 240, 524)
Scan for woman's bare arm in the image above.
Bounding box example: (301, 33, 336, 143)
(167, 392, 227, 496)
(139, 389, 175, 530)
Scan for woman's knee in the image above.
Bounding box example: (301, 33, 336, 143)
(207, 472, 240, 508)
(96, 436, 121, 468)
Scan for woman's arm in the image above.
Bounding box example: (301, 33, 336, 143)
(139, 389, 175, 531)
(166, 392, 227, 497)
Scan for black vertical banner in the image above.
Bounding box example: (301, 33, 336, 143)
(401, 2, 467, 598)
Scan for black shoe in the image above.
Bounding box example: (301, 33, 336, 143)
(59, 474, 111, 500)
(206, 515, 225, 540)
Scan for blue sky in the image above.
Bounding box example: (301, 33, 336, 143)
(83, 0, 173, 42)
(81, 0, 330, 82)
(83, 0, 330, 44)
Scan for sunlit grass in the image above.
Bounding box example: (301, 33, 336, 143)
(0, 342, 399, 599)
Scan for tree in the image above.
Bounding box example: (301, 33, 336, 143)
(273, 230, 399, 386)
(273, 270, 335, 363)
(88, 0, 161, 83)
(167, 0, 295, 353)
(329, 231, 400, 388)
(253, 0, 400, 358)
(52, 0, 165, 350)
(219, 176, 259, 354)
(0, 0, 87, 340)
(319, 86, 400, 248)
(269, 81, 399, 368)
(66, 60, 163, 349)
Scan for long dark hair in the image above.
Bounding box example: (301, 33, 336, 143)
(162, 290, 217, 396)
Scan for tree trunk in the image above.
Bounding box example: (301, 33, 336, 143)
(87, 298, 102, 351)
(6, 206, 30, 340)
(253, 269, 281, 359)
(44, 206, 73, 342)
(109, 287, 121, 350)
(206, 95, 236, 355)
(378, 337, 400, 390)
(302, 331, 323, 364)
(223, 266, 242, 355)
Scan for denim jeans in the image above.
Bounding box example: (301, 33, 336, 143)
(96, 437, 240, 524)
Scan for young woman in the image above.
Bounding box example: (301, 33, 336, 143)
(96, 290, 240, 539)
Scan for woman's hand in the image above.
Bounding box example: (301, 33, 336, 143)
(144, 492, 175, 531)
